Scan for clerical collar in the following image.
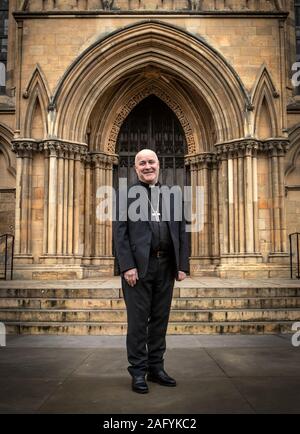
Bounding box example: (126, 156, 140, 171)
(139, 180, 160, 189)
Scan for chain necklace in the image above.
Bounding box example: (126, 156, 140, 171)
(148, 186, 160, 222)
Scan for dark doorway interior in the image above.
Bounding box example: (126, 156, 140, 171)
(113, 95, 190, 275)
(114, 95, 188, 189)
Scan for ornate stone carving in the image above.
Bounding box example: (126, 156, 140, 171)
(20, 0, 284, 12)
(185, 152, 218, 169)
(11, 139, 88, 160)
(188, 1, 202, 11)
(39, 140, 88, 159)
(101, 0, 114, 10)
(11, 140, 40, 158)
(215, 138, 290, 159)
(259, 139, 290, 156)
(107, 85, 196, 155)
(91, 152, 118, 169)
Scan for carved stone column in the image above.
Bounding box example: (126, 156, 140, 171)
(237, 146, 245, 253)
(244, 142, 254, 253)
(91, 152, 118, 266)
(186, 153, 219, 273)
(218, 150, 229, 255)
(216, 139, 262, 265)
(44, 141, 58, 255)
(263, 139, 289, 261)
(211, 156, 220, 260)
(11, 140, 39, 257)
(39, 140, 88, 259)
(83, 155, 92, 260)
(56, 146, 65, 255)
(67, 149, 74, 256)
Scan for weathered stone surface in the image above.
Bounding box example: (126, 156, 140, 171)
(0, 1, 298, 283)
(0, 279, 299, 335)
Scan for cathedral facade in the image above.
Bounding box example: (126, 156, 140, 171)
(0, 0, 299, 279)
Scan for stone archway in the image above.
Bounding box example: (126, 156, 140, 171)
(0, 124, 16, 237)
(12, 20, 290, 279)
(83, 75, 220, 276)
(52, 21, 249, 144)
(105, 84, 196, 156)
(49, 21, 251, 277)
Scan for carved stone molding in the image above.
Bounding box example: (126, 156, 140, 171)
(91, 152, 119, 169)
(260, 139, 290, 156)
(185, 152, 218, 169)
(215, 138, 290, 159)
(21, 0, 284, 13)
(39, 140, 89, 159)
(107, 85, 196, 155)
(11, 139, 40, 158)
(12, 138, 89, 159)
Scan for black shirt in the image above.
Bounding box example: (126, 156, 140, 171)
(138, 181, 173, 253)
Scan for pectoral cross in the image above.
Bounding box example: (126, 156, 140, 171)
(152, 211, 161, 221)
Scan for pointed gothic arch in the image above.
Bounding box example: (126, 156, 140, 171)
(23, 64, 50, 138)
(51, 20, 250, 148)
(91, 80, 206, 155)
(0, 123, 15, 177)
(286, 123, 300, 177)
(252, 65, 279, 138)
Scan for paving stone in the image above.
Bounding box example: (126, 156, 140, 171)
(232, 377, 300, 413)
(0, 348, 93, 378)
(206, 347, 300, 377)
(0, 378, 61, 412)
(37, 376, 254, 414)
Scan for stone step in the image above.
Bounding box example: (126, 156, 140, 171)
(3, 321, 294, 335)
(0, 280, 299, 335)
(1, 297, 300, 310)
(1, 308, 299, 322)
(0, 287, 300, 299)
(0, 288, 122, 299)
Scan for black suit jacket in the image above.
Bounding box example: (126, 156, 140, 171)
(113, 182, 189, 279)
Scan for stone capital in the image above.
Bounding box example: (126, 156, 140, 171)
(91, 152, 119, 169)
(39, 140, 89, 159)
(259, 139, 290, 156)
(215, 138, 290, 159)
(11, 139, 39, 158)
(215, 139, 260, 160)
(185, 153, 218, 169)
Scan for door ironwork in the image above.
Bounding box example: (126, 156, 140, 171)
(113, 95, 190, 274)
(114, 95, 188, 189)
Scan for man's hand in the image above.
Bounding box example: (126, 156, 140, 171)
(176, 271, 187, 282)
(124, 268, 139, 287)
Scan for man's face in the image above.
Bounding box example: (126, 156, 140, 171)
(135, 151, 160, 185)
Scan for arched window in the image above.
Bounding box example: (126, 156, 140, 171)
(0, 0, 8, 94)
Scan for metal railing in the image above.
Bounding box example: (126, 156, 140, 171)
(289, 232, 300, 280)
(0, 234, 14, 280)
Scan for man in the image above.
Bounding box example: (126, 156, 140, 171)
(113, 149, 189, 394)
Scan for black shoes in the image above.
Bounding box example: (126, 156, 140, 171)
(131, 370, 176, 393)
(147, 369, 177, 387)
(132, 375, 149, 394)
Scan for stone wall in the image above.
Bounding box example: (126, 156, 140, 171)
(286, 154, 300, 237)
(0, 190, 15, 236)
(0, 0, 297, 278)
(22, 0, 284, 12)
(0, 151, 15, 236)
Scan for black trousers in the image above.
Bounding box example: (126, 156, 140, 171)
(122, 255, 175, 377)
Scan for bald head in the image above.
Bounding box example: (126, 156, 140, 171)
(134, 149, 158, 166)
(134, 149, 160, 185)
